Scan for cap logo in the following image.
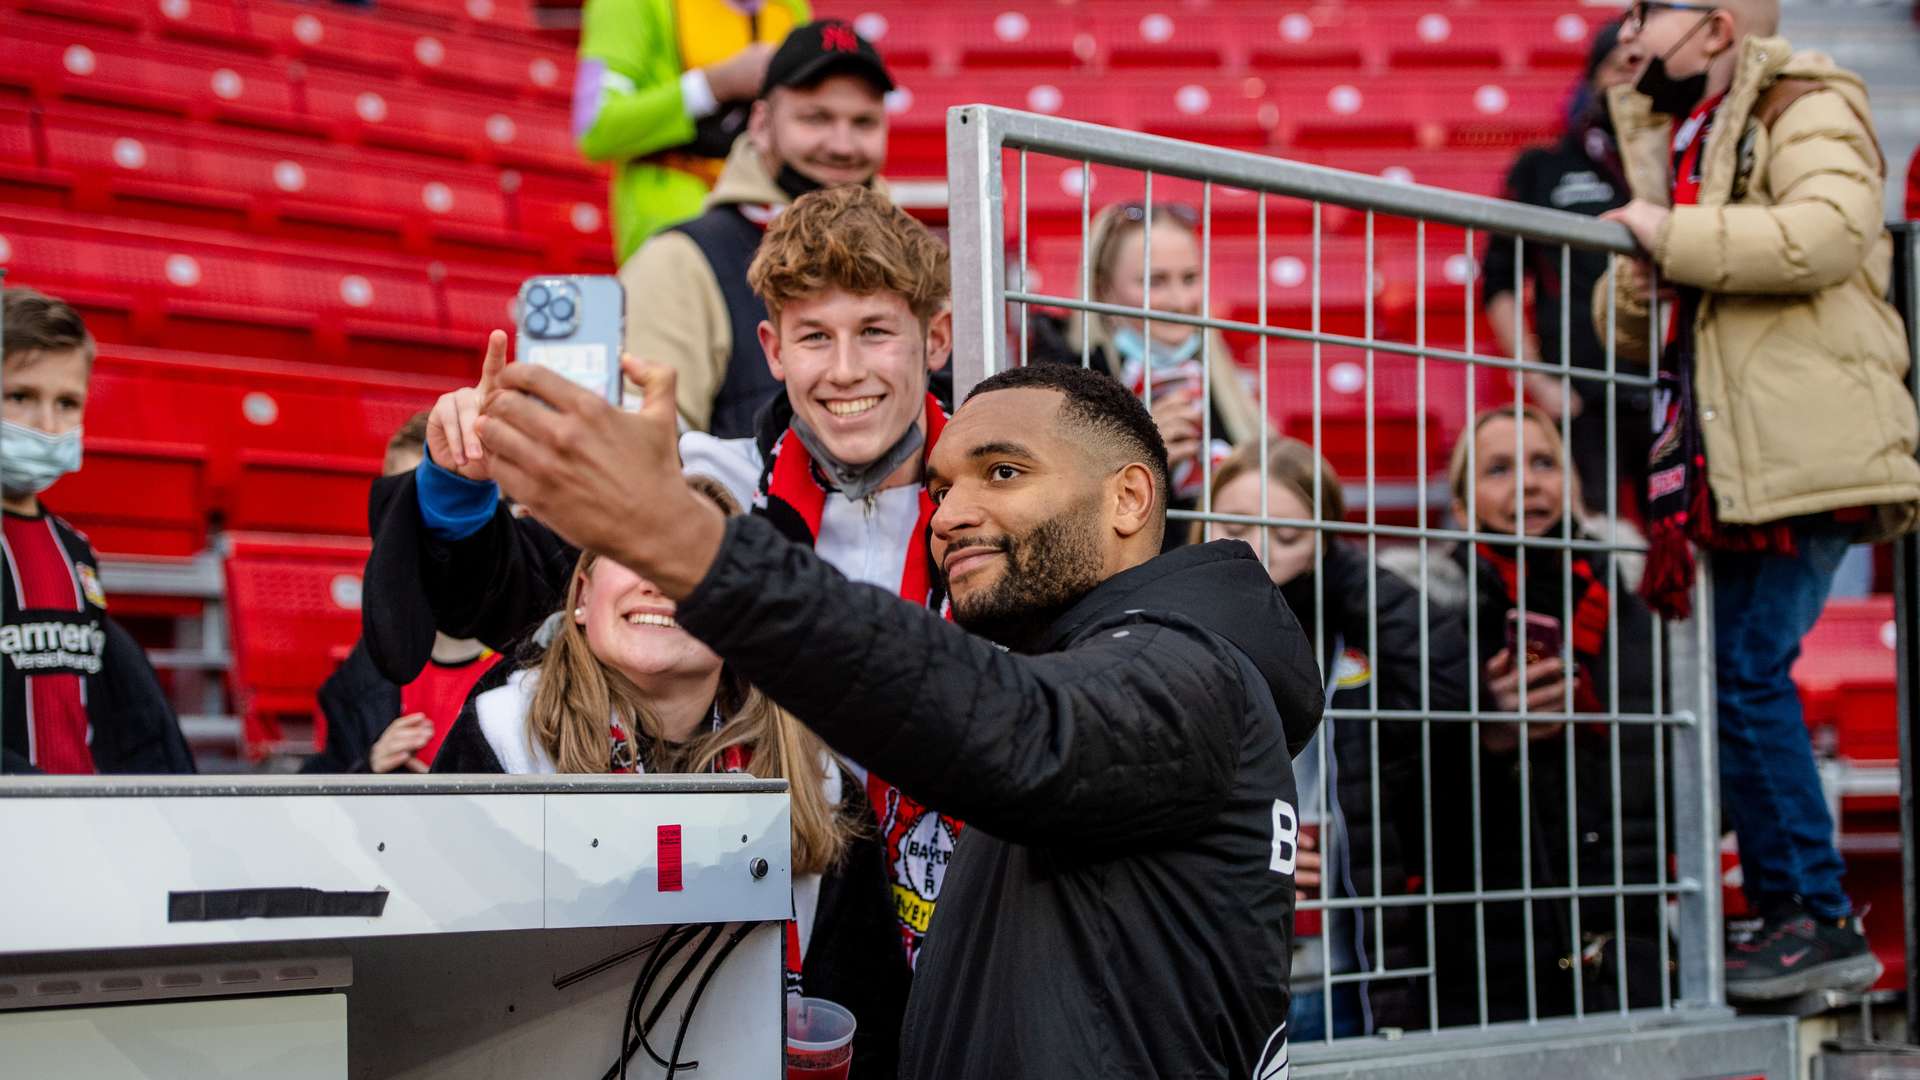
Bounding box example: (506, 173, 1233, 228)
(822, 23, 859, 52)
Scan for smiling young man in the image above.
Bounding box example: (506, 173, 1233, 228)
(473, 350, 1322, 1079)
(619, 20, 903, 438)
(369, 185, 962, 966)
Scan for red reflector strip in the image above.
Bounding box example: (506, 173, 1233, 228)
(657, 825, 683, 892)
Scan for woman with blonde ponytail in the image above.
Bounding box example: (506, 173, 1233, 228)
(432, 484, 909, 1075)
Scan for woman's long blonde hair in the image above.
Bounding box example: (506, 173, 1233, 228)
(526, 491, 856, 876)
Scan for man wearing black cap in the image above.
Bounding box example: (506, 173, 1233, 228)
(1478, 19, 1651, 517)
(617, 19, 898, 438)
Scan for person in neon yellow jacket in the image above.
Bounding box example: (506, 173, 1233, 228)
(574, 0, 809, 262)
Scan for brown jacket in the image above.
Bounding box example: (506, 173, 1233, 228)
(617, 137, 889, 432)
(1596, 36, 1919, 537)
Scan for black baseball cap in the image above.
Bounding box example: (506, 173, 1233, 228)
(760, 19, 894, 98)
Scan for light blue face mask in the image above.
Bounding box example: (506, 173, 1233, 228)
(1, 420, 83, 498)
(1111, 325, 1202, 370)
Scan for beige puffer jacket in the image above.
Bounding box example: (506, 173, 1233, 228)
(1595, 36, 1920, 539)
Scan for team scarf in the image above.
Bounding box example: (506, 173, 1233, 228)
(755, 393, 949, 608)
(1475, 541, 1610, 716)
(754, 393, 965, 965)
(1640, 94, 1794, 620)
(607, 704, 808, 994)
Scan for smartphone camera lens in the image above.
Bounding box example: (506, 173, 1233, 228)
(549, 296, 575, 322)
(526, 283, 551, 310)
(526, 311, 549, 336)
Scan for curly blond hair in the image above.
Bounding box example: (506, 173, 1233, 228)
(748, 185, 949, 327)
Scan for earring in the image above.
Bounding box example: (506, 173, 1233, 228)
(573, 607, 585, 620)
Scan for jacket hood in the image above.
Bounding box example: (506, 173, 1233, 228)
(704, 134, 893, 211)
(1045, 539, 1324, 754)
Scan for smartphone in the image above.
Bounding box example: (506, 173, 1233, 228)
(515, 275, 626, 406)
(1506, 611, 1564, 665)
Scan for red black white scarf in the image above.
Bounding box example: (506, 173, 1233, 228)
(1641, 94, 1794, 620)
(755, 393, 967, 967)
(1477, 542, 1610, 715)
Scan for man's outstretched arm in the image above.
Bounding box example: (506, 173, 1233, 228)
(477, 360, 1244, 851)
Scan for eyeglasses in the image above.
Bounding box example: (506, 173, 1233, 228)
(1624, 1, 1718, 32)
(1114, 201, 1199, 228)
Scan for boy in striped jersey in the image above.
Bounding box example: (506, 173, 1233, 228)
(1, 287, 190, 774)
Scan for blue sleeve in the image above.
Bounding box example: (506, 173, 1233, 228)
(415, 459, 499, 542)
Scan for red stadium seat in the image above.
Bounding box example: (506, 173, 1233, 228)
(223, 531, 371, 756)
(43, 437, 210, 557)
(949, 7, 1084, 69)
(0, 27, 319, 137)
(305, 74, 581, 173)
(1085, 9, 1241, 71)
(1795, 597, 1899, 763)
(0, 205, 475, 375)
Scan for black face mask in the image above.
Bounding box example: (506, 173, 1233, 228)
(1634, 12, 1717, 116)
(774, 162, 827, 202)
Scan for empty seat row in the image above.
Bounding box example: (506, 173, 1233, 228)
(0, 204, 521, 377)
(5, 0, 561, 95)
(3, 102, 613, 269)
(885, 70, 1575, 170)
(0, 25, 586, 177)
(816, 2, 1609, 75)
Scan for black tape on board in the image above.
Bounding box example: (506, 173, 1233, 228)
(168, 887, 390, 922)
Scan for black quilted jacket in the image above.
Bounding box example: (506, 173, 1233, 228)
(676, 519, 1323, 1080)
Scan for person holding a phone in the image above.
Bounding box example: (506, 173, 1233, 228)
(1424, 403, 1664, 1024)
(465, 351, 1321, 1080)
(1029, 202, 1266, 549)
(1202, 439, 1471, 1039)
(365, 186, 962, 972)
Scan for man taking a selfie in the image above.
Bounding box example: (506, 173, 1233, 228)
(367, 186, 957, 966)
(470, 350, 1322, 1079)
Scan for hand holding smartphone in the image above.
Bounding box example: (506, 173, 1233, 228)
(515, 275, 631, 407)
(1505, 611, 1564, 666)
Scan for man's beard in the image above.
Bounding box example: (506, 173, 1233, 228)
(946, 497, 1106, 650)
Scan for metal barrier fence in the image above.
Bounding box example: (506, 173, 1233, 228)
(946, 106, 1728, 1061)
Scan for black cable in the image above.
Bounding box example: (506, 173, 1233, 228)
(633, 926, 723, 1072)
(605, 925, 696, 1080)
(602, 924, 721, 1079)
(664, 921, 763, 1080)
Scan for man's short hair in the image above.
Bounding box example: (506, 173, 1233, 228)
(3, 287, 95, 369)
(748, 185, 950, 328)
(966, 362, 1172, 527)
(387, 410, 430, 459)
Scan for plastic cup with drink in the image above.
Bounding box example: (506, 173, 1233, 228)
(786, 996, 856, 1080)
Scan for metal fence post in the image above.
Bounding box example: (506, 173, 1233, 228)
(946, 106, 1008, 393)
(1668, 567, 1724, 1008)
(1892, 222, 1920, 1038)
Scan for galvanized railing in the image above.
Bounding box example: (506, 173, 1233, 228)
(946, 105, 1727, 1058)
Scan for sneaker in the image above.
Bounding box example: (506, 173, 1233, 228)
(1724, 902, 1882, 1002)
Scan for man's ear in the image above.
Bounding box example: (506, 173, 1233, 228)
(924, 307, 953, 373)
(758, 319, 788, 382)
(747, 97, 773, 158)
(1110, 462, 1157, 541)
